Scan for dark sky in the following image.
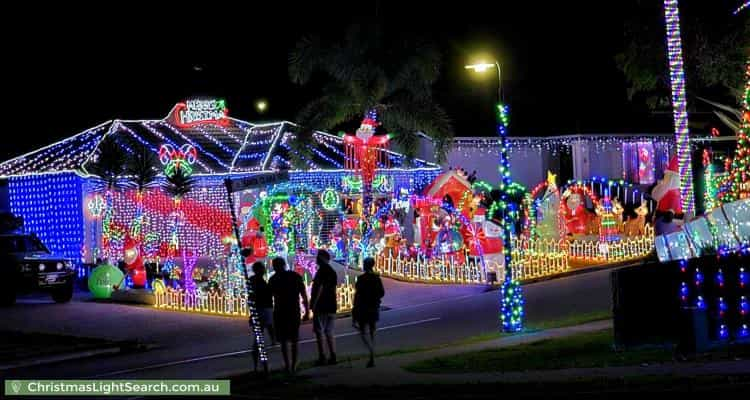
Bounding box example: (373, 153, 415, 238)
(4, 1, 741, 161)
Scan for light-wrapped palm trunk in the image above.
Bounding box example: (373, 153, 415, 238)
(663, 0, 694, 215)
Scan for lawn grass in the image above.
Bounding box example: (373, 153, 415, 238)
(455, 309, 612, 345)
(405, 328, 750, 374)
(404, 329, 675, 373)
(249, 310, 614, 376)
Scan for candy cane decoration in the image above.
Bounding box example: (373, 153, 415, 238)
(159, 144, 198, 177)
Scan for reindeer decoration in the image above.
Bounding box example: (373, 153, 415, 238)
(585, 202, 605, 236)
(611, 199, 624, 233)
(623, 202, 649, 237)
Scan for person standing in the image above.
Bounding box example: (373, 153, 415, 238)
(352, 257, 385, 368)
(248, 261, 275, 372)
(269, 257, 310, 374)
(310, 249, 338, 365)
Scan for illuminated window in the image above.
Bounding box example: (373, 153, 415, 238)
(623, 142, 655, 184)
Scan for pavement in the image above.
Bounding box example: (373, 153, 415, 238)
(1, 266, 615, 379)
(300, 319, 750, 386)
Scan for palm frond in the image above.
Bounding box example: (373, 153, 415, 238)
(390, 40, 442, 96)
(290, 88, 362, 169)
(697, 96, 743, 120)
(125, 142, 159, 192)
(163, 169, 195, 200)
(289, 25, 453, 161)
(715, 111, 741, 132)
(87, 137, 126, 190)
(381, 96, 454, 162)
(295, 85, 362, 130)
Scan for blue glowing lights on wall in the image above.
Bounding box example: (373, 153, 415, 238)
(9, 173, 85, 261)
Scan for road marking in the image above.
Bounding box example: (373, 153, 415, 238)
(92, 317, 440, 378)
(386, 292, 485, 312)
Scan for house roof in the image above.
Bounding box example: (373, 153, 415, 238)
(0, 104, 439, 178)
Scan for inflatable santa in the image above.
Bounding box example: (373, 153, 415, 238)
(240, 218, 268, 264)
(651, 156, 684, 235)
(561, 189, 590, 236)
(122, 234, 146, 288)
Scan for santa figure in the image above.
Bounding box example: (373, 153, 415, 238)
(241, 218, 268, 264)
(651, 156, 684, 235)
(561, 189, 590, 236)
(122, 234, 146, 288)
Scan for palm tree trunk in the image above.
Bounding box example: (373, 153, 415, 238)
(101, 188, 115, 261)
(131, 190, 145, 240)
(663, 0, 695, 215)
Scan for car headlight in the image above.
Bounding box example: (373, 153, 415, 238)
(39, 263, 45, 272)
(57, 262, 63, 270)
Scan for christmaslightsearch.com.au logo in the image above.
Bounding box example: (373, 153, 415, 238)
(4, 380, 230, 396)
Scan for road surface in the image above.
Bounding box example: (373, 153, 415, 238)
(2, 268, 612, 379)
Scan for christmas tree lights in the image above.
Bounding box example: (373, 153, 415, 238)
(719, 61, 750, 203)
(703, 149, 719, 211)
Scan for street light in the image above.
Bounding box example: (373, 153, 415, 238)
(465, 61, 503, 101)
(255, 100, 268, 113)
(466, 58, 524, 333)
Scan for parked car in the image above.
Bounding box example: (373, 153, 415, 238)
(0, 233, 75, 306)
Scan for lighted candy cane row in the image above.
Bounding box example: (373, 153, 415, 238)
(159, 144, 198, 177)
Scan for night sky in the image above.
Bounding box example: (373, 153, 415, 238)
(4, 1, 740, 161)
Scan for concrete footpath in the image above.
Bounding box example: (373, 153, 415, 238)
(301, 320, 750, 386)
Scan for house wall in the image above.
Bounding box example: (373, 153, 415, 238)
(0, 179, 9, 212)
(588, 146, 624, 180)
(434, 135, 674, 189)
(444, 141, 559, 188)
(8, 173, 85, 261)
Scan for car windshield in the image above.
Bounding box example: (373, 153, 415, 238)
(0, 236, 49, 254)
(26, 237, 50, 253)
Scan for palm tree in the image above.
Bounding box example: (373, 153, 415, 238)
(125, 143, 159, 240)
(698, 96, 743, 132)
(163, 169, 195, 200)
(162, 168, 195, 286)
(663, 0, 694, 214)
(288, 24, 454, 163)
(86, 138, 126, 257)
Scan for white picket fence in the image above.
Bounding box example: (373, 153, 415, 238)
(374, 253, 486, 284)
(154, 284, 355, 317)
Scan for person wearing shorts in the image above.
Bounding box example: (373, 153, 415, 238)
(269, 257, 309, 374)
(352, 257, 385, 367)
(311, 249, 338, 365)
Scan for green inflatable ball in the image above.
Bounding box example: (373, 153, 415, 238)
(88, 263, 125, 299)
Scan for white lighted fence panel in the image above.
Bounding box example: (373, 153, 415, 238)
(567, 225, 654, 262)
(375, 254, 486, 284)
(375, 228, 654, 285)
(510, 237, 569, 280)
(154, 284, 355, 317)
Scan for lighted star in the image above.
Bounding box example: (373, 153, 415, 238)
(547, 171, 557, 187)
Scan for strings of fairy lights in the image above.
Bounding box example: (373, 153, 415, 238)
(664, 0, 695, 216)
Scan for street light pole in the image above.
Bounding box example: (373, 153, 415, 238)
(465, 60, 524, 332)
(495, 61, 503, 103)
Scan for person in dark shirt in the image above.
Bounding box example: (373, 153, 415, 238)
(269, 257, 310, 374)
(310, 249, 338, 365)
(352, 257, 385, 368)
(248, 261, 275, 373)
